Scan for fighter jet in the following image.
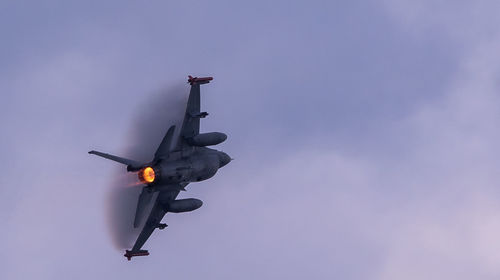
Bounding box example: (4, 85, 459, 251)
(89, 76, 231, 260)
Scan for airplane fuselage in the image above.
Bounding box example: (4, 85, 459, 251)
(89, 75, 231, 260)
(146, 147, 230, 187)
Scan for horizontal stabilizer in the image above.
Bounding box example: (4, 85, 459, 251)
(124, 250, 149, 261)
(134, 187, 154, 228)
(154, 125, 176, 161)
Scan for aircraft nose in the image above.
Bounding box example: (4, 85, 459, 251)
(218, 152, 231, 167)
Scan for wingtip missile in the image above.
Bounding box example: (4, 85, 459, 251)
(124, 250, 149, 261)
(188, 75, 213, 85)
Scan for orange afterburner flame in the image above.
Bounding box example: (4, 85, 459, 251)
(138, 167, 155, 184)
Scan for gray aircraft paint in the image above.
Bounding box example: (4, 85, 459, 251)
(89, 76, 231, 260)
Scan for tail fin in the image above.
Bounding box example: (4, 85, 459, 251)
(88, 150, 144, 171)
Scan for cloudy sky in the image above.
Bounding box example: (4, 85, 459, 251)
(2, 1, 500, 279)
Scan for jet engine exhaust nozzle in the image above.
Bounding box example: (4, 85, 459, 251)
(138, 167, 156, 184)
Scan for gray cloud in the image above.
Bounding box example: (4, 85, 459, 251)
(2, 1, 500, 279)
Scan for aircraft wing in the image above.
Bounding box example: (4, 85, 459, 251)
(176, 76, 213, 149)
(125, 183, 187, 260)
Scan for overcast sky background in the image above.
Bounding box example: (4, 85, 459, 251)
(1, 1, 500, 279)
